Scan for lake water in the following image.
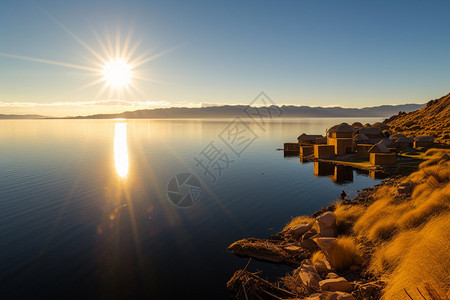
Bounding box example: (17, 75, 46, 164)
(0, 118, 383, 299)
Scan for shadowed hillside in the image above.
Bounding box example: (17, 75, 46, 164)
(385, 93, 450, 144)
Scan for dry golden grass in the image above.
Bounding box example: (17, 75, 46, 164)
(311, 250, 326, 265)
(334, 202, 365, 234)
(374, 213, 450, 299)
(328, 237, 363, 271)
(283, 215, 315, 231)
(350, 159, 450, 298)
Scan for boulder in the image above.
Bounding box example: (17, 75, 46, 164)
(314, 237, 337, 254)
(289, 223, 313, 237)
(302, 229, 318, 240)
(298, 259, 322, 291)
(327, 291, 355, 300)
(314, 255, 335, 274)
(316, 212, 336, 227)
(300, 238, 319, 250)
(316, 212, 338, 237)
(320, 277, 353, 293)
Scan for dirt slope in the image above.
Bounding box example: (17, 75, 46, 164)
(385, 93, 450, 144)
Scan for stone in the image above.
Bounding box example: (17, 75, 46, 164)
(290, 223, 313, 237)
(320, 277, 353, 293)
(316, 212, 337, 227)
(302, 229, 318, 240)
(318, 226, 338, 237)
(298, 259, 322, 291)
(327, 291, 355, 300)
(304, 294, 322, 300)
(300, 238, 318, 250)
(326, 272, 340, 279)
(316, 212, 338, 237)
(314, 256, 335, 274)
(314, 237, 337, 254)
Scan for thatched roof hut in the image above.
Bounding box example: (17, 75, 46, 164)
(353, 133, 369, 142)
(368, 143, 390, 153)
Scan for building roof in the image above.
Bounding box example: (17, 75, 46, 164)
(368, 143, 390, 153)
(359, 127, 382, 136)
(328, 123, 354, 133)
(352, 122, 364, 128)
(396, 137, 414, 143)
(353, 133, 369, 142)
(297, 133, 323, 141)
(414, 136, 434, 142)
(378, 138, 395, 148)
(389, 133, 406, 140)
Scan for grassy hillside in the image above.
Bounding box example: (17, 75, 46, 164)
(333, 148, 450, 299)
(386, 93, 450, 144)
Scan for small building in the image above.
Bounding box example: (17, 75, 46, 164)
(353, 133, 369, 144)
(370, 153, 396, 165)
(327, 137, 354, 155)
(284, 142, 300, 152)
(389, 133, 406, 142)
(395, 137, 414, 149)
(356, 144, 373, 158)
(315, 137, 328, 144)
(300, 145, 314, 156)
(358, 127, 383, 139)
(314, 145, 335, 159)
(352, 122, 364, 128)
(297, 134, 324, 145)
(414, 136, 434, 148)
(378, 138, 395, 148)
(327, 123, 354, 138)
(368, 143, 390, 154)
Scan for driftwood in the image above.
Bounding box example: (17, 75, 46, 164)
(227, 269, 296, 300)
(228, 238, 311, 266)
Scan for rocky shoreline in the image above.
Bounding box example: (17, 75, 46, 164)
(226, 176, 407, 300)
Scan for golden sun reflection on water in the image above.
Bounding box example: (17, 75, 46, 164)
(114, 123, 129, 178)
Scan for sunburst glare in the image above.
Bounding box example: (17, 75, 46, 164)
(103, 60, 133, 88)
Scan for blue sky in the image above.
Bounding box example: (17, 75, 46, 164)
(0, 0, 449, 116)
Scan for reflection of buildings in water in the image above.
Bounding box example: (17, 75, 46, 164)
(284, 151, 299, 158)
(314, 162, 354, 183)
(330, 165, 353, 183)
(299, 155, 313, 164)
(314, 161, 334, 177)
(370, 170, 390, 179)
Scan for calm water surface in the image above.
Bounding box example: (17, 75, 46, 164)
(0, 118, 383, 299)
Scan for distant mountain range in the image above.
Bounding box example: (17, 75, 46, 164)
(0, 103, 424, 119)
(0, 114, 48, 119)
(67, 103, 424, 119)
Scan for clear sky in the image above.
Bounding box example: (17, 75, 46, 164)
(0, 0, 449, 116)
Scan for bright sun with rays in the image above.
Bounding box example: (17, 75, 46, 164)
(102, 60, 133, 89)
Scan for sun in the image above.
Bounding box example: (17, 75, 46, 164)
(102, 60, 133, 89)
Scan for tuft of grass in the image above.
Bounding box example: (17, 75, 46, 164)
(283, 215, 315, 231)
(327, 237, 363, 271)
(333, 202, 365, 234)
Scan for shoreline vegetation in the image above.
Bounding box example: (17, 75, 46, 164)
(226, 94, 450, 299)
